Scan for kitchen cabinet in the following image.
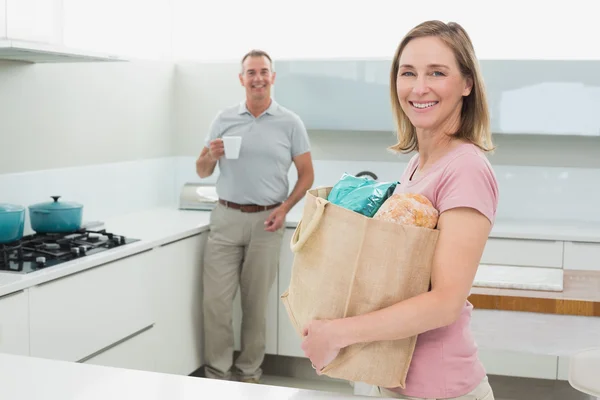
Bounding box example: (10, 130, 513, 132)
(0, 290, 29, 356)
(82, 324, 157, 372)
(28, 250, 155, 363)
(478, 349, 558, 380)
(277, 228, 305, 358)
(62, 0, 171, 60)
(4, 0, 63, 44)
(149, 233, 206, 375)
(480, 238, 564, 268)
(563, 241, 600, 271)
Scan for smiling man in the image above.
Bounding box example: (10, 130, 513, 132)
(196, 49, 314, 384)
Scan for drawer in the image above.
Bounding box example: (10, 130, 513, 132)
(482, 238, 563, 268)
(29, 250, 155, 362)
(478, 349, 558, 379)
(563, 242, 600, 271)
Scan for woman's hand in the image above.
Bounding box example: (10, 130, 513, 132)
(301, 319, 343, 373)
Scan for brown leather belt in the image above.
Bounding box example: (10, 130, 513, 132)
(218, 199, 280, 213)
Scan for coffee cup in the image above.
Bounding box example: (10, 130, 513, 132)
(222, 136, 242, 159)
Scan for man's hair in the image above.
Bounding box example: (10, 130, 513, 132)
(241, 49, 273, 73)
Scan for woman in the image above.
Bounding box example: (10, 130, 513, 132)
(301, 20, 499, 400)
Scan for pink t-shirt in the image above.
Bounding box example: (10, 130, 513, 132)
(387, 142, 499, 398)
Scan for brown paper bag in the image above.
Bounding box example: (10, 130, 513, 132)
(281, 186, 439, 388)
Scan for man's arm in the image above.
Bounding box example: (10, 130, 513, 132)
(195, 147, 217, 178)
(281, 152, 314, 212)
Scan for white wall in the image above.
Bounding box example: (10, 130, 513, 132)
(0, 60, 177, 227)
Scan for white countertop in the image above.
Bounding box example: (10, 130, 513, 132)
(1, 206, 599, 298)
(0, 353, 378, 400)
(0, 208, 211, 297)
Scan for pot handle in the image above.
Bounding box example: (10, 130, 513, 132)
(51, 196, 61, 202)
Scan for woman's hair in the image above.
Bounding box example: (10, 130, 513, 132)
(388, 20, 494, 154)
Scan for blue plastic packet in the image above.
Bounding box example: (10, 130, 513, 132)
(327, 173, 399, 217)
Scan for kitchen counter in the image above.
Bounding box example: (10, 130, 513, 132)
(0, 353, 377, 400)
(1, 205, 599, 298)
(0, 208, 211, 297)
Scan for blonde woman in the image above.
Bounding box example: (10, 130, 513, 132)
(301, 20, 499, 399)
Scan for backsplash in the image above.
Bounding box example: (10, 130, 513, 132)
(176, 156, 600, 224)
(0, 158, 178, 235)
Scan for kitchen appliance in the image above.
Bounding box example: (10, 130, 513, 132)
(0, 204, 25, 244)
(179, 183, 218, 211)
(0, 228, 139, 274)
(28, 196, 83, 233)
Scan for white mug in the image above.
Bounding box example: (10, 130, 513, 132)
(222, 136, 242, 159)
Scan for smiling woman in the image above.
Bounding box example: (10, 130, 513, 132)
(300, 20, 499, 400)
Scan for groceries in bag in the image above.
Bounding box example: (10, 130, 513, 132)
(326, 173, 398, 217)
(373, 193, 439, 229)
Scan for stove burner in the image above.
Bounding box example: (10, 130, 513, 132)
(0, 228, 139, 274)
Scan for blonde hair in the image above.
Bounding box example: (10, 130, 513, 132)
(388, 20, 494, 154)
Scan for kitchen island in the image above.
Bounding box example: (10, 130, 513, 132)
(0, 205, 599, 385)
(0, 353, 380, 400)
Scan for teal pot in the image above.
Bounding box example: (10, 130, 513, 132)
(28, 196, 83, 234)
(0, 203, 25, 244)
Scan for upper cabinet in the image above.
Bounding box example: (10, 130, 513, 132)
(62, 0, 171, 61)
(0, 0, 126, 63)
(3, 0, 63, 44)
(274, 58, 600, 136)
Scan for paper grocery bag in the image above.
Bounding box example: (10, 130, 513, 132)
(281, 186, 439, 388)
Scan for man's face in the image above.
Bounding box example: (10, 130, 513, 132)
(239, 56, 276, 101)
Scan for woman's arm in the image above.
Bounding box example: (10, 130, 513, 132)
(302, 206, 492, 369)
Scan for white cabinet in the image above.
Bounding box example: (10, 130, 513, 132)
(0, 290, 29, 356)
(82, 325, 157, 372)
(563, 241, 600, 271)
(28, 250, 155, 362)
(149, 233, 206, 375)
(478, 349, 558, 380)
(4, 0, 63, 43)
(277, 228, 305, 358)
(62, 0, 171, 60)
(481, 238, 563, 268)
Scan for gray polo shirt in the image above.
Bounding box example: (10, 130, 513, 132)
(204, 99, 311, 205)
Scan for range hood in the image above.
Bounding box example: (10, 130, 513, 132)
(0, 38, 127, 63)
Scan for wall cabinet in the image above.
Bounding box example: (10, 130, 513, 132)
(3, 0, 63, 43)
(0, 290, 29, 356)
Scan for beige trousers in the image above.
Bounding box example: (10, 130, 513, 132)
(202, 204, 284, 380)
(371, 376, 494, 400)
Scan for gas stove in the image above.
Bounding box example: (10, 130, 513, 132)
(0, 229, 139, 274)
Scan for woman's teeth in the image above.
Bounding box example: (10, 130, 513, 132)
(411, 101, 438, 109)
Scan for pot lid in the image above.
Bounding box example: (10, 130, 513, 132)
(29, 196, 83, 211)
(0, 203, 25, 213)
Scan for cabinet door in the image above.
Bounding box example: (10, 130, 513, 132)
(274, 59, 394, 132)
(0, 290, 29, 356)
(0, 0, 6, 39)
(82, 324, 157, 372)
(29, 250, 155, 362)
(6, 0, 63, 44)
(277, 228, 305, 358)
(149, 233, 206, 375)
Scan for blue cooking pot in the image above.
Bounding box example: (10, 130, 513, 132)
(0, 203, 25, 244)
(28, 196, 83, 233)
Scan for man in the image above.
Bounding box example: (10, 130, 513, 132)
(196, 49, 314, 383)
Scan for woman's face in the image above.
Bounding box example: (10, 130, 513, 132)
(396, 36, 472, 133)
